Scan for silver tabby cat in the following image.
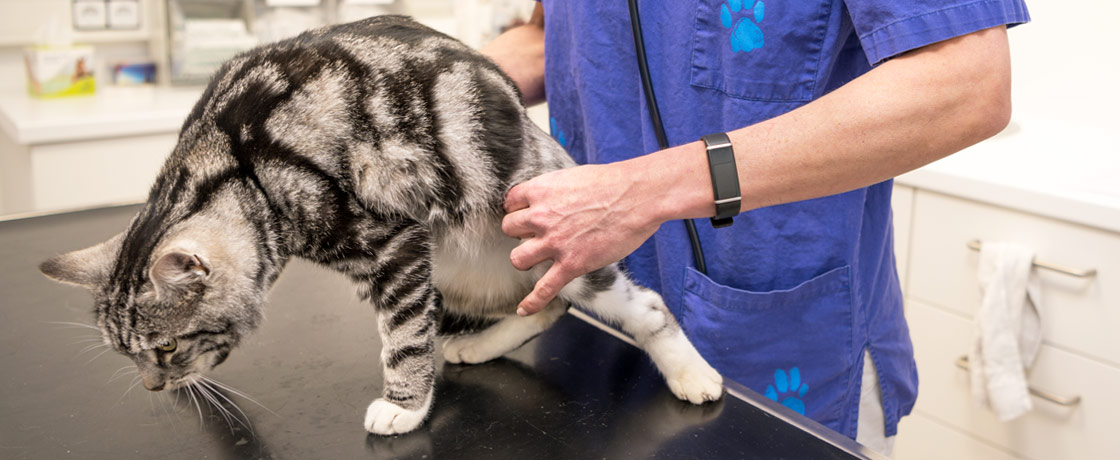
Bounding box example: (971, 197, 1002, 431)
(39, 16, 722, 435)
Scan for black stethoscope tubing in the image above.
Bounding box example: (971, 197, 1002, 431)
(627, 0, 709, 275)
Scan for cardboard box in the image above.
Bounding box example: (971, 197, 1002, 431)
(24, 46, 96, 98)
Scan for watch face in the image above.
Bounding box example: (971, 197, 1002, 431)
(701, 132, 739, 223)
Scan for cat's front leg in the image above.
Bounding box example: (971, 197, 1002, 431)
(340, 224, 440, 435)
(364, 283, 440, 435)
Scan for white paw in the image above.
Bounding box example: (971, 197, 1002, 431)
(442, 334, 502, 364)
(666, 362, 724, 405)
(364, 398, 429, 435)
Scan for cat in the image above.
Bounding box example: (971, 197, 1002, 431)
(38, 15, 722, 436)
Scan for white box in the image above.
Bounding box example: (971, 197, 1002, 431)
(108, 0, 141, 30)
(72, 0, 107, 30)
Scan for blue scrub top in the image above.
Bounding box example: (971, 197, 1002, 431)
(540, 0, 1029, 438)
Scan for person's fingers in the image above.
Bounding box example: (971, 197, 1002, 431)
(501, 209, 536, 239)
(518, 265, 574, 316)
(504, 183, 530, 213)
(509, 238, 550, 271)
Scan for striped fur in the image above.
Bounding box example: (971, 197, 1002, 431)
(40, 16, 722, 436)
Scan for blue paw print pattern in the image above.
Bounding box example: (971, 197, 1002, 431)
(549, 117, 568, 149)
(720, 0, 765, 53)
(765, 366, 809, 415)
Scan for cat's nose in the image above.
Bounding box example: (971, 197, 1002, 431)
(142, 376, 165, 391)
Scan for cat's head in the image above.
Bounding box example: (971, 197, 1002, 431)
(40, 225, 264, 392)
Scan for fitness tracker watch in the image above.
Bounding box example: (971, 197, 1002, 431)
(700, 133, 741, 228)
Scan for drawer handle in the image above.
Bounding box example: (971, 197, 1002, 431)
(967, 240, 1098, 279)
(955, 356, 1083, 407)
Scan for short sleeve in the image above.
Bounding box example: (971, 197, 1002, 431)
(845, 0, 1031, 64)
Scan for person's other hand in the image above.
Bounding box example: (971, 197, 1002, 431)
(502, 163, 662, 316)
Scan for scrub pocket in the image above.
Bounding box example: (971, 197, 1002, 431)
(680, 265, 855, 430)
(690, 0, 831, 101)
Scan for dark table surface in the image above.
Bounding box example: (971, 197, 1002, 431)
(0, 205, 884, 459)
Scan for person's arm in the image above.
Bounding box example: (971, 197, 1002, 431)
(503, 26, 1012, 316)
(481, 3, 546, 105)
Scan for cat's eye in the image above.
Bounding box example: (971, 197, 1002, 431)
(157, 338, 177, 352)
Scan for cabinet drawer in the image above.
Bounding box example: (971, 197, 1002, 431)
(895, 412, 1020, 460)
(892, 184, 915, 295)
(906, 299, 1120, 460)
(908, 190, 1119, 365)
(29, 133, 174, 213)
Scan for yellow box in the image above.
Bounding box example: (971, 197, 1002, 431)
(23, 45, 97, 98)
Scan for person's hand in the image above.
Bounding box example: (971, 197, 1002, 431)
(502, 162, 663, 316)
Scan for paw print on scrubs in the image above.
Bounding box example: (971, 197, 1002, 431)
(549, 117, 569, 149)
(765, 367, 809, 415)
(720, 0, 765, 53)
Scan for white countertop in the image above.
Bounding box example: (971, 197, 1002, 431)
(897, 114, 1120, 233)
(0, 86, 202, 144)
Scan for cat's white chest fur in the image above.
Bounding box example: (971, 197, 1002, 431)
(431, 215, 533, 316)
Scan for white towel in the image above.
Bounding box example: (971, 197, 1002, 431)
(969, 241, 1043, 421)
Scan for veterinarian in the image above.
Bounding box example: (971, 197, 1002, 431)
(486, 0, 1029, 454)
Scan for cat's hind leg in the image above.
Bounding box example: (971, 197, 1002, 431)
(559, 265, 723, 404)
(442, 298, 568, 364)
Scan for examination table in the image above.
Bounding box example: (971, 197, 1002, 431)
(0, 205, 884, 459)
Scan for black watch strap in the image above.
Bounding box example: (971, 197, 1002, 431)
(700, 133, 741, 228)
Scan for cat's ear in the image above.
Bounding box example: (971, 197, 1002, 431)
(40, 233, 125, 290)
(150, 250, 211, 298)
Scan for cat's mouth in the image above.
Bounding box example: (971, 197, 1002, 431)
(166, 373, 201, 391)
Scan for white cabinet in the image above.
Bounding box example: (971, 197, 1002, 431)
(909, 191, 1118, 366)
(894, 412, 1020, 460)
(892, 187, 1120, 460)
(0, 87, 198, 217)
(1, 132, 175, 215)
(906, 298, 1120, 460)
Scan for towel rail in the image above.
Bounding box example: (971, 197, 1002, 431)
(966, 240, 1098, 278)
(955, 356, 1082, 407)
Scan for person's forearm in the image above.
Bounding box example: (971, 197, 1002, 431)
(642, 26, 1013, 222)
(481, 4, 546, 105)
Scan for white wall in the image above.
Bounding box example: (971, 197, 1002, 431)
(1006, 0, 1118, 129)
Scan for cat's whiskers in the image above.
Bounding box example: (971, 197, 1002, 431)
(196, 378, 254, 434)
(108, 369, 139, 385)
(107, 365, 138, 384)
(156, 390, 174, 420)
(44, 320, 101, 331)
(147, 390, 157, 415)
(201, 376, 277, 416)
(85, 347, 113, 364)
(117, 375, 143, 405)
(71, 336, 105, 345)
(189, 377, 252, 434)
(184, 384, 205, 430)
(193, 382, 234, 432)
(173, 384, 183, 408)
(77, 342, 108, 355)
(160, 390, 192, 432)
